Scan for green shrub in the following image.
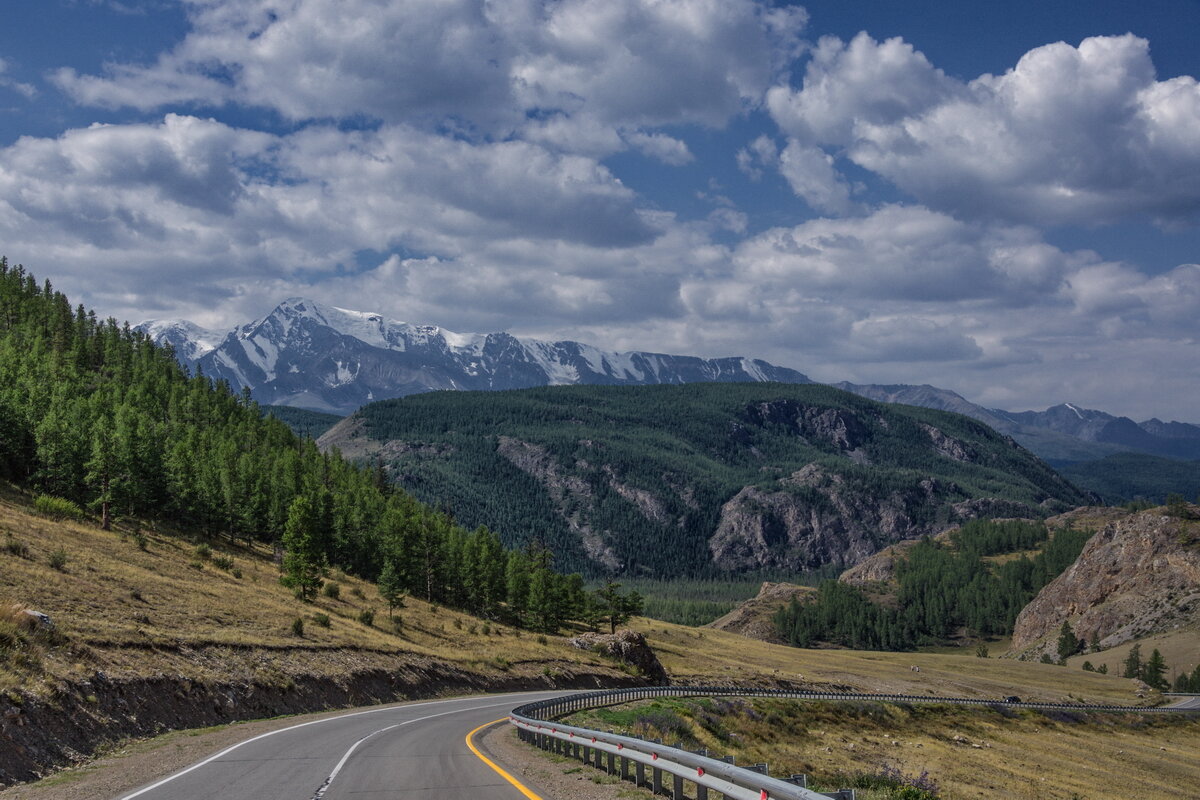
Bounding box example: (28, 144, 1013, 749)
(323, 582, 341, 600)
(34, 495, 85, 522)
(3, 535, 29, 558)
(131, 531, 148, 550)
(193, 543, 212, 560)
(537, 634, 548, 646)
(211, 554, 235, 571)
(231, 568, 243, 579)
(47, 548, 68, 571)
(357, 609, 375, 627)
(291, 617, 305, 637)
(313, 613, 331, 628)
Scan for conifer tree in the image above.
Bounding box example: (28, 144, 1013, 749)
(1142, 649, 1168, 690)
(280, 494, 328, 601)
(504, 551, 531, 626)
(1123, 644, 1142, 679)
(1056, 620, 1080, 662)
(378, 558, 404, 619)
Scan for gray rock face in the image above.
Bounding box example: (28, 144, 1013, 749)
(707, 464, 948, 572)
(1011, 507, 1200, 651)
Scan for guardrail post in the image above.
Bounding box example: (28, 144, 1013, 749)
(696, 783, 708, 800)
(820, 790, 856, 800)
(606, 751, 615, 774)
(636, 761, 646, 787)
(672, 773, 684, 799)
(621, 755, 632, 782)
(582, 745, 590, 764)
(653, 766, 663, 794)
(788, 774, 809, 788)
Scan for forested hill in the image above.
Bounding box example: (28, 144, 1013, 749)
(0, 260, 587, 630)
(320, 383, 1091, 577)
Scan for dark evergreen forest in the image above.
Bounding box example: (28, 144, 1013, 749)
(773, 519, 1093, 650)
(347, 383, 1089, 576)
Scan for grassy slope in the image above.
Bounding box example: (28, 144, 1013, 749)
(1, 481, 1151, 706)
(565, 697, 1200, 800)
(0, 486, 626, 692)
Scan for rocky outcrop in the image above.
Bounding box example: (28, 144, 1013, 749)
(0, 644, 647, 788)
(743, 401, 871, 456)
(706, 582, 816, 643)
(568, 630, 668, 684)
(839, 539, 925, 586)
(1011, 507, 1200, 651)
(708, 464, 951, 571)
(496, 436, 621, 569)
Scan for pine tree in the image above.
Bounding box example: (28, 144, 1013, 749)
(1142, 648, 1168, 690)
(280, 494, 328, 601)
(1123, 644, 1142, 679)
(504, 551, 531, 626)
(378, 558, 405, 619)
(1056, 620, 1080, 662)
(595, 580, 645, 634)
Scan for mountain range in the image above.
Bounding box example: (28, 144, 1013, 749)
(138, 299, 810, 415)
(138, 299, 1200, 464)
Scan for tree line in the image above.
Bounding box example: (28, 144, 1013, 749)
(774, 520, 1093, 650)
(0, 260, 641, 633)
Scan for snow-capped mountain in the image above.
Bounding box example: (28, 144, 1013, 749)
(136, 319, 225, 364)
(137, 298, 812, 414)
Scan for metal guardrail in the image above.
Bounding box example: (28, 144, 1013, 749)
(509, 684, 1198, 800)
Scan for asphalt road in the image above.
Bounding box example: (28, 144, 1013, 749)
(116, 690, 562, 800)
(1167, 694, 1200, 710)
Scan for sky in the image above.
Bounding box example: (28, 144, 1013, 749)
(0, 0, 1198, 420)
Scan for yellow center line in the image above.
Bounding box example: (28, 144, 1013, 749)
(466, 718, 545, 800)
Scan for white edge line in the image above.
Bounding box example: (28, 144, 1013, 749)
(118, 691, 555, 799)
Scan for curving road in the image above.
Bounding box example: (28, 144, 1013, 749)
(116, 690, 561, 800)
(115, 687, 1200, 800)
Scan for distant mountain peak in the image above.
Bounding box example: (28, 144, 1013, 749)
(140, 299, 812, 414)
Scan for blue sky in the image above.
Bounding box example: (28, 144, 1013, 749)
(1, 0, 1198, 419)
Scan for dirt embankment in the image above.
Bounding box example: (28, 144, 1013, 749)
(0, 644, 646, 788)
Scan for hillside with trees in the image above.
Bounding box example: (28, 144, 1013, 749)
(320, 382, 1090, 576)
(772, 519, 1092, 650)
(0, 259, 603, 630)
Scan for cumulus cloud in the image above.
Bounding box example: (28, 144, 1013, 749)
(54, 0, 806, 140)
(731, 204, 1071, 303)
(767, 33, 1200, 226)
(0, 114, 661, 321)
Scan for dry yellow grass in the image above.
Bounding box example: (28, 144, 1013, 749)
(631, 618, 1158, 706)
(0, 486, 621, 690)
(569, 697, 1200, 800)
(1067, 628, 1200, 683)
(0, 483, 1168, 709)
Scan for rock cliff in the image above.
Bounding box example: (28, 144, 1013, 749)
(1011, 506, 1200, 651)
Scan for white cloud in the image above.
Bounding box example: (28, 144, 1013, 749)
(0, 114, 662, 323)
(622, 131, 693, 165)
(54, 0, 806, 148)
(777, 140, 854, 214)
(767, 33, 1200, 226)
(0, 58, 36, 99)
(731, 204, 1071, 303)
